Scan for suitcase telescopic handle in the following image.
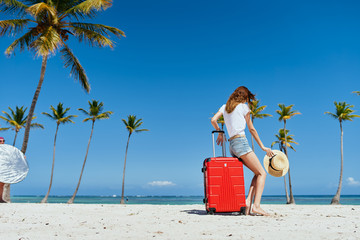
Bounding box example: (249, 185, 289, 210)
(212, 131, 226, 157)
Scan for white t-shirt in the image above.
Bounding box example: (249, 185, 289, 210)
(219, 103, 250, 137)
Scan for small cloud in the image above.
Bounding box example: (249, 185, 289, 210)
(147, 181, 176, 187)
(347, 177, 360, 186)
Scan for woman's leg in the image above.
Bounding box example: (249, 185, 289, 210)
(0, 182, 5, 203)
(240, 151, 269, 216)
(245, 174, 256, 215)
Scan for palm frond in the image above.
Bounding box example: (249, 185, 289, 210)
(42, 111, 56, 120)
(30, 122, 44, 129)
(59, 115, 77, 124)
(135, 129, 149, 133)
(31, 26, 61, 56)
(352, 91, 360, 96)
(256, 113, 272, 119)
(344, 114, 360, 121)
(78, 108, 90, 116)
(64, 0, 112, 18)
(0, 127, 10, 131)
(5, 28, 38, 56)
(96, 111, 113, 119)
(26, 2, 57, 20)
(69, 24, 115, 48)
(0, 0, 28, 16)
(83, 117, 92, 122)
(60, 43, 90, 92)
(0, 19, 32, 37)
(1, 112, 12, 121)
(69, 22, 125, 38)
(324, 111, 337, 119)
(121, 118, 128, 127)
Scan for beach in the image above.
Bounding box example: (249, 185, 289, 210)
(0, 204, 358, 240)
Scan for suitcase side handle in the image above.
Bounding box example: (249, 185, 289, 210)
(212, 131, 226, 157)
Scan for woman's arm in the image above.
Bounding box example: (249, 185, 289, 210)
(245, 112, 274, 157)
(211, 111, 224, 145)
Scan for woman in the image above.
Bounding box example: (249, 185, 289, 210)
(211, 86, 274, 216)
(0, 137, 5, 203)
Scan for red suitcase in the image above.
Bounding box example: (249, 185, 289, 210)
(202, 131, 246, 215)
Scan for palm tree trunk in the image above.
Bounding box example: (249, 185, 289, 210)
(280, 146, 290, 203)
(21, 55, 48, 154)
(331, 121, 343, 204)
(121, 133, 131, 204)
(251, 117, 255, 151)
(13, 130, 18, 146)
(41, 124, 59, 203)
(283, 176, 289, 203)
(67, 121, 95, 204)
(287, 166, 295, 204)
(283, 120, 295, 204)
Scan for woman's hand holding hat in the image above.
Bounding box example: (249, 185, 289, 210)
(262, 147, 274, 157)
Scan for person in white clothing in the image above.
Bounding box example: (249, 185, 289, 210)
(211, 86, 274, 216)
(0, 137, 5, 203)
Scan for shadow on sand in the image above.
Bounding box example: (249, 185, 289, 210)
(181, 209, 245, 216)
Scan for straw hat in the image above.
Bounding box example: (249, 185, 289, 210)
(263, 150, 289, 177)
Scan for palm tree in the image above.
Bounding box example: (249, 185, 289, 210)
(271, 129, 298, 152)
(217, 115, 225, 131)
(352, 91, 360, 96)
(121, 115, 148, 204)
(41, 103, 77, 203)
(0, 105, 43, 202)
(249, 100, 272, 151)
(0, 0, 125, 154)
(0, 106, 44, 146)
(276, 104, 300, 204)
(271, 129, 298, 203)
(325, 102, 359, 204)
(67, 100, 112, 204)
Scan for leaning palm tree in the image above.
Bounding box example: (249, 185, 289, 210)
(250, 100, 272, 151)
(67, 100, 112, 204)
(217, 115, 225, 131)
(276, 104, 300, 204)
(41, 103, 77, 203)
(0, 105, 43, 202)
(0, 0, 125, 154)
(325, 102, 359, 204)
(271, 129, 298, 203)
(0, 106, 44, 146)
(121, 115, 148, 204)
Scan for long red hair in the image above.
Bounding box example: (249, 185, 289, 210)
(225, 86, 255, 113)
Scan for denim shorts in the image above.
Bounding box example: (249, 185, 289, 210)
(229, 137, 253, 158)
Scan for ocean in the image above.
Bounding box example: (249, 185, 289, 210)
(10, 195, 360, 205)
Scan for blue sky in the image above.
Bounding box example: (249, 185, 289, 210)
(1, 0, 360, 197)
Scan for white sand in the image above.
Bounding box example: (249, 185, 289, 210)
(0, 204, 359, 240)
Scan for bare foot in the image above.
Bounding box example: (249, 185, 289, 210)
(245, 205, 251, 215)
(251, 206, 270, 216)
(245, 199, 252, 215)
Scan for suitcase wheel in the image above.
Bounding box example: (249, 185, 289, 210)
(240, 207, 246, 215)
(208, 208, 216, 215)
